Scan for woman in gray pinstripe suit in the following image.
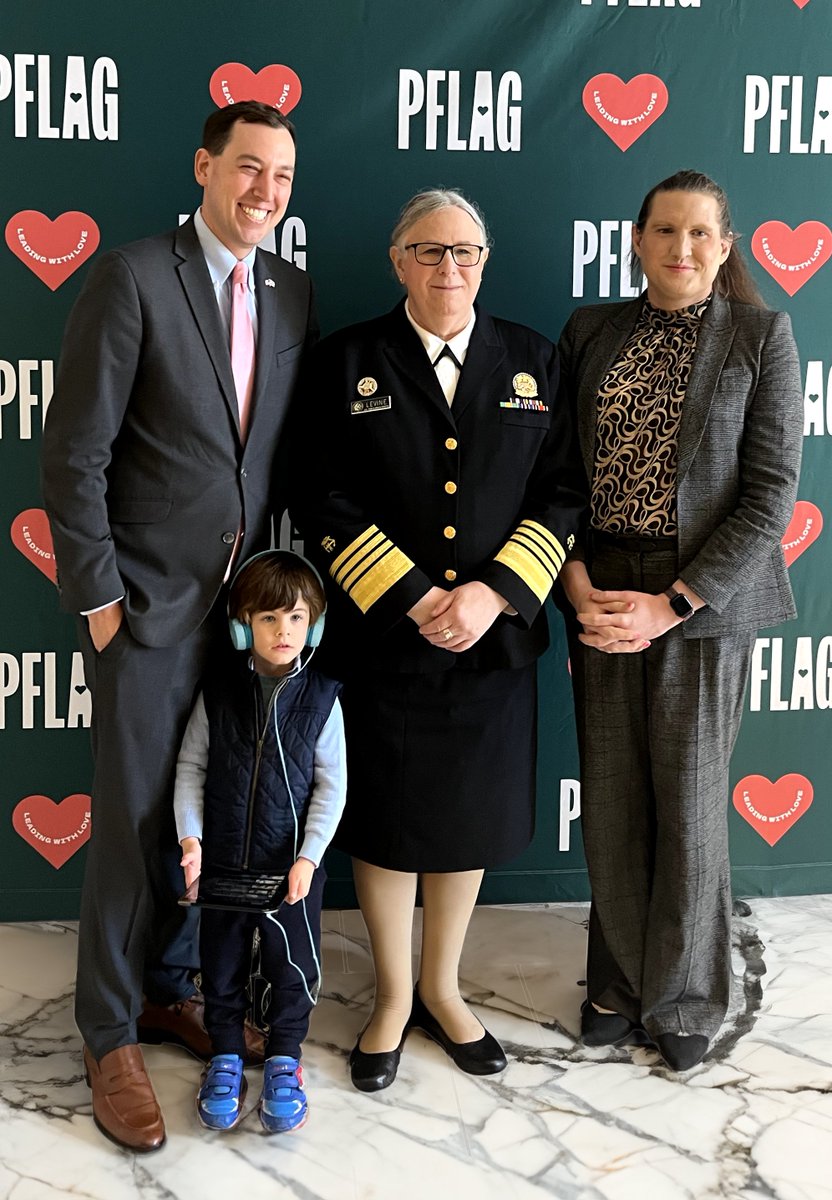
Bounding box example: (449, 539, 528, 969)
(558, 170, 803, 1071)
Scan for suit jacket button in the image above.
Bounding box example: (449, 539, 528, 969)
(443, 526, 456, 539)
(444, 481, 457, 494)
(221, 532, 235, 544)
(445, 569, 457, 581)
(445, 437, 458, 451)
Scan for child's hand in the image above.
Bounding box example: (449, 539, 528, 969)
(286, 857, 315, 904)
(180, 837, 202, 888)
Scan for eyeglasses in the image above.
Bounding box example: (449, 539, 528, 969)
(404, 242, 485, 267)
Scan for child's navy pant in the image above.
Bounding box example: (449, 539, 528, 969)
(199, 867, 325, 1060)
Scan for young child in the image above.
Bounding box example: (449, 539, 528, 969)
(174, 550, 346, 1133)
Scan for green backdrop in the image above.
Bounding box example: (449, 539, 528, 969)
(1, 0, 829, 918)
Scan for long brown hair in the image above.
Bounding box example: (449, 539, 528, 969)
(634, 169, 765, 308)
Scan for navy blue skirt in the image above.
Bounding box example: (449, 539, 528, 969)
(334, 664, 537, 872)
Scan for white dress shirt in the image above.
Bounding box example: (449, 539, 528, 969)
(404, 301, 476, 407)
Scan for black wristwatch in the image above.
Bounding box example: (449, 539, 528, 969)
(664, 586, 695, 622)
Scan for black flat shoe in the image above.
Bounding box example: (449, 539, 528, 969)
(656, 1033, 709, 1072)
(408, 988, 507, 1075)
(348, 1032, 405, 1092)
(580, 1000, 652, 1048)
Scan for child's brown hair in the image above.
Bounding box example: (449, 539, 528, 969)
(229, 551, 325, 626)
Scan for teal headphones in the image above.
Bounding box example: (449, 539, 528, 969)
(227, 548, 327, 652)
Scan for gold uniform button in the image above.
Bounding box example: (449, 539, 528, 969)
(445, 569, 457, 582)
(445, 437, 458, 450)
(444, 526, 456, 539)
(444, 481, 457, 494)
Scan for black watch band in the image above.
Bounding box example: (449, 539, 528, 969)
(664, 586, 695, 622)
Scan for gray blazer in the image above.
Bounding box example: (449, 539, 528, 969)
(41, 218, 317, 647)
(558, 293, 803, 638)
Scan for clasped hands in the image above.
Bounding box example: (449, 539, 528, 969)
(409, 582, 508, 653)
(576, 588, 678, 654)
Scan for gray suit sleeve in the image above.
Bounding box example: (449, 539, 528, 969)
(40, 251, 142, 613)
(681, 311, 803, 613)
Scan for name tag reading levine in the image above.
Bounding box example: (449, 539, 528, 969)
(351, 396, 392, 414)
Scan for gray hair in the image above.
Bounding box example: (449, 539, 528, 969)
(390, 188, 491, 249)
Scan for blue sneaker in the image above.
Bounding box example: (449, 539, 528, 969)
(259, 1056, 308, 1133)
(197, 1054, 247, 1131)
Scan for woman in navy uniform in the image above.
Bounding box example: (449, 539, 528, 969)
(294, 190, 584, 1090)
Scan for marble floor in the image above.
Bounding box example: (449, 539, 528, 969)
(1, 897, 831, 1200)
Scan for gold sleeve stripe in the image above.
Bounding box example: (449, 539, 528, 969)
(518, 519, 566, 567)
(333, 530, 386, 587)
(348, 545, 415, 613)
(494, 541, 553, 603)
(341, 537, 392, 591)
(331, 526, 383, 584)
(514, 526, 564, 576)
(494, 521, 566, 602)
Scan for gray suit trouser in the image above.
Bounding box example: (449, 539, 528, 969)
(569, 538, 754, 1041)
(75, 601, 227, 1060)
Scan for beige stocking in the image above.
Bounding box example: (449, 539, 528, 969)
(352, 857, 417, 1053)
(418, 869, 485, 1043)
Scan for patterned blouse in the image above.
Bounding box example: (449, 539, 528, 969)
(591, 297, 710, 535)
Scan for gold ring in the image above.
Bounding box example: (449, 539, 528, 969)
(443, 628, 453, 641)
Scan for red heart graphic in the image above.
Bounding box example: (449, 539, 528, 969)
(10, 508, 57, 584)
(781, 501, 823, 567)
(732, 774, 813, 847)
(12, 794, 92, 869)
(209, 63, 302, 114)
(582, 74, 668, 152)
(5, 211, 100, 291)
(751, 221, 832, 296)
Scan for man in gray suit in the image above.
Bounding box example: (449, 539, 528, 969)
(41, 101, 316, 1151)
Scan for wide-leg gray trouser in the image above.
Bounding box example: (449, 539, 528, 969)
(570, 538, 754, 1041)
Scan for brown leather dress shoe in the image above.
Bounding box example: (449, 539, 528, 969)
(137, 993, 265, 1064)
(83, 1044, 166, 1152)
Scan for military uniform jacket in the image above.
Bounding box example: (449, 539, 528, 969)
(293, 302, 586, 674)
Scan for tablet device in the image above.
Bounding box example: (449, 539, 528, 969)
(178, 868, 289, 914)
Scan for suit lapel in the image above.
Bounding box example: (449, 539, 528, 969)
(383, 304, 456, 426)
(174, 220, 241, 438)
(677, 294, 736, 483)
(450, 307, 506, 423)
(575, 300, 642, 481)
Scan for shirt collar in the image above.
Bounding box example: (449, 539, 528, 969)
(642, 295, 712, 330)
(194, 208, 257, 291)
(404, 301, 476, 367)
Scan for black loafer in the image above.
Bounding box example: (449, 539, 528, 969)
(348, 1033, 405, 1092)
(580, 1000, 652, 1048)
(656, 1033, 708, 1072)
(409, 988, 507, 1075)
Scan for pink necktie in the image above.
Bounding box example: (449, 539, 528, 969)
(230, 261, 255, 441)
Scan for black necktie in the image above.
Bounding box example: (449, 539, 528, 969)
(432, 343, 463, 370)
